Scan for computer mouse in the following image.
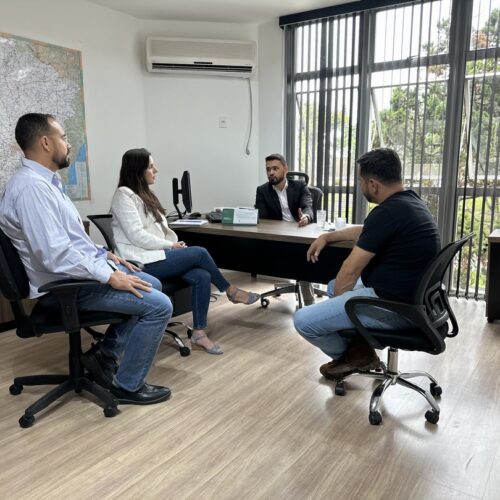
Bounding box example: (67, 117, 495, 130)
(188, 212, 202, 219)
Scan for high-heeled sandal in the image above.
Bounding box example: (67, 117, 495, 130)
(188, 331, 223, 355)
(226, 288, 260, 305)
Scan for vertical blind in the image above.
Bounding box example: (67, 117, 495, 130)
(282, 0, 500, 299)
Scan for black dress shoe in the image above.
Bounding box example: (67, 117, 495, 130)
(110, 383, 171, 405)
(81, 343, 118, 389)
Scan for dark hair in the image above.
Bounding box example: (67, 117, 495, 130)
(357, 148, 402, 184)
(118, 148, 166, 223)
(265, 153, 287, 167)
(15, 113, 56, 152)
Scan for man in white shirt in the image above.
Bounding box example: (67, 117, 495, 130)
(0, 113, 172, 405)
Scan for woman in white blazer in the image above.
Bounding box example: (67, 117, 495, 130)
(110, 148, 259, 355)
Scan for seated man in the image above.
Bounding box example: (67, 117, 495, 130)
(0, 113, 172, 405)
(294, 148, 441, 379)
(255, 153, 316, 305)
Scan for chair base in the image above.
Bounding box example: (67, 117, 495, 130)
(260, 281, 328, 309)
(334, 347, 442, 425)
(164, 321, 191, 357)
(10, 374, 119, 428)
(260, 282, 302, 308)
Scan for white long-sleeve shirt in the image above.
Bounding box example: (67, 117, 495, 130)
(0, 159, 112, 298)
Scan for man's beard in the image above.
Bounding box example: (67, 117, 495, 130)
(55, 153, 71, 170)
(269, 175, 284, 185)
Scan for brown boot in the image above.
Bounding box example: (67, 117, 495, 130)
(319, 343, 380, 380)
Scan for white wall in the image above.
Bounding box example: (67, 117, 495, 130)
(258, 21, 285, 185)
(1, 1, 285, 225)
(0, 0, 146, 241)
(138, 20, 260, 213)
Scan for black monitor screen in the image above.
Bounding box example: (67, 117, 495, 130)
(172, 170, 193, 218)
(181, 170, 192, 214)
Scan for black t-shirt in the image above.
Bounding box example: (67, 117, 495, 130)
(357, 190, 440, 303)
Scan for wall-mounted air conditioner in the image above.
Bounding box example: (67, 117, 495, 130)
(146, 37, 256, 78)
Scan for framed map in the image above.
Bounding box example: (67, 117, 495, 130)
(0, 33, 90, 200)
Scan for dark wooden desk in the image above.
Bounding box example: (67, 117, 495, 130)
(174, 220, 353, 285)
(486, 229, 500, 322)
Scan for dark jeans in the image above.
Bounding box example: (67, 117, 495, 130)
(143, 246, 230, 329)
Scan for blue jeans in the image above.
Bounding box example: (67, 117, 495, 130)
(40, 265, 172, 392)
(293, 278, 412, 359)
(143, 246, 230, 330)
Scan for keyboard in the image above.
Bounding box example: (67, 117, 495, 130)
(206, 211, 223, 223)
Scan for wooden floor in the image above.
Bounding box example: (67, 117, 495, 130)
(0, 272, 499, 500)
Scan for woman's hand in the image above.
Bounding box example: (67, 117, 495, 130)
(107, 251, 141, 272)
(172, 241, 187, 249)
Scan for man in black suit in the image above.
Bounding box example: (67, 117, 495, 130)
(255, 153, 315, 304)
(255, 153, 314, 225)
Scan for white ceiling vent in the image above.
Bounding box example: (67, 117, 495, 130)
(146, 37, 256, 78)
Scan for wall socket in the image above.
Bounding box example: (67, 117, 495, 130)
(219, 116, 228, 128)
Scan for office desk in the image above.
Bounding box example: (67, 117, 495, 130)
(174, 220, 353, 285)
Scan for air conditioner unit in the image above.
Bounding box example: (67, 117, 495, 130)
(146, 37, 256, 78)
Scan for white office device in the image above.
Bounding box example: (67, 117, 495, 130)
(146, 37, 256, 78)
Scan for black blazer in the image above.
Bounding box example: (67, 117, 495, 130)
(255, 179, 314, 221)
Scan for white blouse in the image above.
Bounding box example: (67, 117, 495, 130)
(110, 186, 178, 264)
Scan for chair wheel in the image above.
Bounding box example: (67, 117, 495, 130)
(9, 384, 23, 395)
(425, 410, 439, 424)
(369, 411, 382, 425)
(179, 346, 190, 357)
(261, 298, 269, 308)
(19, 414, 35, 428)
(430, 383, 442, 397)
(104, 406, 118, 418)
(335, 383, 346, 396)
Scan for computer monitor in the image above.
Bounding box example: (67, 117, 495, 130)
(172, 170, 193, 219)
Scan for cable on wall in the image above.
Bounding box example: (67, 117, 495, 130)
(245, 78, 252, 155)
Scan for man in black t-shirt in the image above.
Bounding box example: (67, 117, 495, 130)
(293, 148, 440, 380)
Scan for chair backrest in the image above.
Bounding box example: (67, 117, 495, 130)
(308, 186, 324, 222)
(0, 227, 38, 337)
(0, 227, 30, 301)
(285, 171, 323, 221)
(287, 171, 309, 185)
(87, 214, 117, 252)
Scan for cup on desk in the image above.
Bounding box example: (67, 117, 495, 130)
(335, 216, 347, 229)
(316, 210, 327, 228)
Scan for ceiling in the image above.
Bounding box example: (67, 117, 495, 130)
(83, 0, 353, 24)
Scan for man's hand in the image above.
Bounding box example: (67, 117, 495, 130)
(172, 241, 187, 249)
(297, 208, 310, 227)
(107, 251, 141, 272)
(107, 270, 152, 298)
(307, 234, 328, 263)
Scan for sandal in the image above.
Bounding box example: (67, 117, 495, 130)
(226, 287, 260, 305)
(189, 332, 223, 355)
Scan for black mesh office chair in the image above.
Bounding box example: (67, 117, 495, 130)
(334, 234, 473, 426)
(259, 171, 326, 309)
(87, 214, 192, 356)
(0, 227, 124, 428)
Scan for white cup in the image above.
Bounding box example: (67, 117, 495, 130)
(335, 216, 347, 229)
(316, 210, 327, 228)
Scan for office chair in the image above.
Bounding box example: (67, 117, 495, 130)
(260, 171, 326, 309)
(87, 214, 192, 356)
(0, 227, 125, 428)
(334, 233, 473, 426)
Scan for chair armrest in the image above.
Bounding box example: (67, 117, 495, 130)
(344, 296, 445, 352)
(39, 279, 100, 332)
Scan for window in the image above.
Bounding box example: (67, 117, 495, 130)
(282, 0, 500, 299)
